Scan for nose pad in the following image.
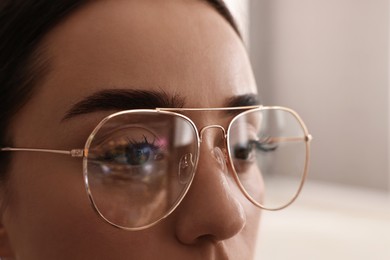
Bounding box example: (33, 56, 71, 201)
(178, 153, 195, 184)
(178, 148, 228, 185)
(211, 147, 228, 174)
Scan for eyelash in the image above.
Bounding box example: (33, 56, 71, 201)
(126, 135, 161, 151)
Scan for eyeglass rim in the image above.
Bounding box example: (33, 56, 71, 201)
(82, 109, 202, 231)
(226, 106, 312, 211)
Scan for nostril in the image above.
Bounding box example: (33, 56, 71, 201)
(196, 234, 218, 244)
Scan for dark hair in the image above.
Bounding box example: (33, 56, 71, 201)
(0, 0, 240, 174)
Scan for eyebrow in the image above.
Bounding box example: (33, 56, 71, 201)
(225, 94, 260, 108)
(63, 89, 185, 120)
(62, 89, 260, 120)
(222, 93, 260, 115)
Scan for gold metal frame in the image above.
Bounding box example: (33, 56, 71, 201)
(226, 106, 312, 211)
(0, 105, 312, 231)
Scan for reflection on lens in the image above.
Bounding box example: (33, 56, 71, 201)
(84, 111, 198, 229)
(228, 108, 308, 210)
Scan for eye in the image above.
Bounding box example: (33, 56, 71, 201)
(233, 138, 278, 161)
(234, 144, 250, 160)
(254, 137, 279, 152)
(99, 136, 164, 170)
(233, 140, 256, 161)
(125, 141, 152, 165)
(103, 136, 162, 166)
(89, 129, 168, 181)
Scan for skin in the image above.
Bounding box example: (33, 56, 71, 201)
(0, 0, 260, 259)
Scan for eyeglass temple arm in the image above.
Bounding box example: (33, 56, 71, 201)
(267, 134, 313, 143)
(0, 135, 312, 157)
(0, 147, 84, 157)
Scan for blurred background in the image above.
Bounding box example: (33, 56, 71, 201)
(224, 0, 390, 259)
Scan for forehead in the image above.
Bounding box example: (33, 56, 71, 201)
(41, 0, 256, 103)
(11, 0, 257, 146)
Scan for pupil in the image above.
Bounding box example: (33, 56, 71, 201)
(126, 145, 151, 165)
(234, 145, 250, 160)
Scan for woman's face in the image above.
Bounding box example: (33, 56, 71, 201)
(1, 0, 260, 259)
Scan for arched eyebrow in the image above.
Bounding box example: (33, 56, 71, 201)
(62, 89, 185, 121)
(225, 94, 260, 108)
(62, 89, 259, 120)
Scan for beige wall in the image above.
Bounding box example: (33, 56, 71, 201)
(249, 0, 390, 190)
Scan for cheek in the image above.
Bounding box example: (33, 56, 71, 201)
(241, 194, 262, 260)
(3, 154, 86, 255)
(2, 153, 139, 259)
(228, 167, 262, 255)
(228, 169, 262, 231)
(230, 188, 262, 260)
(3, 153, 180, 259)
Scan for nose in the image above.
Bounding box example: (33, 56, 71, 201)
(174, 131, 246, 244)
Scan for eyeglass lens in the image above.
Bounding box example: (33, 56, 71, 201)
(84, 109, 307, 229)
(85, 112, 199, 229)
(228, 108, 307, 210)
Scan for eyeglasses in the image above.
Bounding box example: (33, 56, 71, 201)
(1, 106, 312, 230)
